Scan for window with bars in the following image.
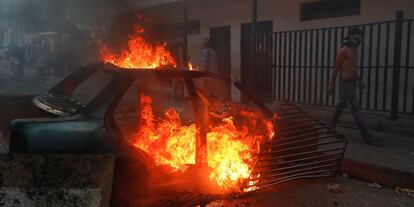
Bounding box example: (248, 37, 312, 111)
(300, 0, 361, 21)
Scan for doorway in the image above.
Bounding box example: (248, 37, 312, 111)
(210, 25, 231, 100)
(241, 21, 273, 100)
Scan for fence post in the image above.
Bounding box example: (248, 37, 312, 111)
(391, 11, 404, 120)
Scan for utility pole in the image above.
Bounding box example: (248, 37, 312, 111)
(252, 0, 257, 37)
(183, 0, 189, 65)
(390, 11, 404, 120)
(250, 0, 257, 91)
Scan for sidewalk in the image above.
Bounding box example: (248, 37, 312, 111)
(288, 103, 414, 188)
(299, 103, 414, 137)
(338, 126, 414, 188)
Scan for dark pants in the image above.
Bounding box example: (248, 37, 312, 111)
(331, 80, 370, 138)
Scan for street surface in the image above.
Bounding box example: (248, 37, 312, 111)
(208, 177, 414, 207)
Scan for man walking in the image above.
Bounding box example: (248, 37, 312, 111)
(328, 28, 379, 144)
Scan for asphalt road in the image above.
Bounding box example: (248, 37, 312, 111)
(207, 177, 414, 207)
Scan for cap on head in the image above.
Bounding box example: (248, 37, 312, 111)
(343, 27, 363, 48)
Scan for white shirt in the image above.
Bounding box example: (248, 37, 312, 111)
(202, 48, 219, 74)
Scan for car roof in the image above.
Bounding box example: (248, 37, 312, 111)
(94, 63, 228, 81)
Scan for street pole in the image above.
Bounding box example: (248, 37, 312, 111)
(391, 11, 403, 120)
(250, 0, 257, 92)
(252, 0, 257, 36)
(183, 0, 189, 65)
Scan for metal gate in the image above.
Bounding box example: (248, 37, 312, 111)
(245, 11, 414, 119)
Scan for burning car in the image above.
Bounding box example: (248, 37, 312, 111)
(0, 63, 347, 206)
(0, 62, 279, 204)
(0, 20, 347, 206)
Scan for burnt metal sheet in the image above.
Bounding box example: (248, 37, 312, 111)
(243, 102, 347, 191)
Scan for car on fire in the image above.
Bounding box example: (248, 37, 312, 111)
(0, 63, 273, 153)
(0, 63, 277, 204)
(0, 63, 348, 206)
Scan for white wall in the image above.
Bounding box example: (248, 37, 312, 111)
(187, 0, 251, 101)
(260, 0, 414, 31)
(146, 0, 414, 101)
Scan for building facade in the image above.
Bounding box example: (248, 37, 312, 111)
(145, 0, 414, 115)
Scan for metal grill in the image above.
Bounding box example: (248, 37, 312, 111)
(246, 11, 414, 118)
(149, 102, 347, 206)
(149, 192, 220, 207)
(244, 102, 347, 191)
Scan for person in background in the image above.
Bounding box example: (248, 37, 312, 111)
(202, 38, 229, 100)
(54, 36, 67, 77)
(328, 27, 379, 145)
(202, 38, 218, 74)
(7, 42, 25, 79)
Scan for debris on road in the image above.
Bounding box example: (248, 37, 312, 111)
(327, 183, 346, 193)
(341, 173, 349, 179)
(395, 187, 414, 198)
(366, 182, 382, 189)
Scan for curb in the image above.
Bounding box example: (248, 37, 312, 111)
(340, 158, 414, 188)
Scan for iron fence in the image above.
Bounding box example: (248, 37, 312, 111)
(245, 11, 414, 118)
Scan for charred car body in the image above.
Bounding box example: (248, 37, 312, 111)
(0, 63, 346, 206)
(5, 63, 258, 154)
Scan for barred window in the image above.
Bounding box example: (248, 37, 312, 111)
(300, 0, 361, 21)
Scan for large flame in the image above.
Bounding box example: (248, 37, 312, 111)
(133, 94, 196, 171)
(100, 25, 177, 69)
(131, 93, 274, 192)
(101, 20, 274, 192)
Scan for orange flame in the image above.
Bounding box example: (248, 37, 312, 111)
(133, 94, 196, 171)
(131, 93, 275, 192)
(188, 62, 199, 71)
(244, 174, 261, 192)
(100, 25, 177, 69)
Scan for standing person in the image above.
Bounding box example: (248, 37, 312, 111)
(7, 42, 25, 79)
(202, 38, 228, 100)
(328, 28, 378, 144)
(36, 40, 48, 79)
(202, 38, 218, 74)
(54, 36, 66, 77)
